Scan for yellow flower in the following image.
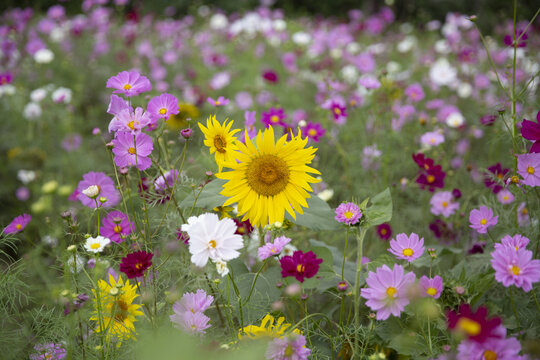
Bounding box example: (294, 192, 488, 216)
(167, 103, 200, 130)
(213, 205, 235, 219)
(216, 126, 320, 228)
(239, 314, 301, 339)
(199, 115, 240, 172)
(90, 274, 144, 345)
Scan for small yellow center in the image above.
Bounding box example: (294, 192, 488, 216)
(527, 166, 535, 174)
(343, 211, 354, 219)
(135, 263, 143, 270)
(128, 147, 136, 154)
(386, 287, 397, 298)
(480, 219, 487, 225)
(127, 120, 135, 130)
(497, 173, 503, 179)
(456, 318, 481, 336)
(511, 175, 520, 183)
(426, 287, 437, 296)
(123, 84, 132, 90)
(308, 129, 317, 137)
(334, 107, 341, 115)
(284, 345, 294, 357)
(114, 225, 122, 233)
(511, 265, 520, 276)
(215, 101, 221, 105)
(91, 243, 101, 249)
(159, 108, 167, 115)
(350, 100, 357, 106)
(16, 224, 22, 230)
(209, 240, 217, 248)
(296, 264, 305, 273)
(380, 228, 387, 235)
(213, 134, 227, 153)
(484, 350, 497, 360)
(270, 115, 280, 123)
(427, 175, 435, 183)
(442, 201, 448, 208)
(522, 208, 528, 215)
(402, 248, 414, 257)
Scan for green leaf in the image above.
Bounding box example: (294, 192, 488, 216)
(364, 188, 392, 227)
(367, 254, 395, 272)
(179, 179, 228, 209)
(286, 195, 341, 231)
(310, 239, 355, 284)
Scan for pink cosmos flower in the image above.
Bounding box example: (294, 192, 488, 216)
(170, 310, 211, 334)
(77, 172, 120, 208)
(388, 233, 425, 262)
(106, 70, 152, 97)
(430, 191, 459, 218)
(323, 100, 347, 125)
(100, 210, 133, 243)
(300, 121, 326, 142)
(419, 275, 443, 299)
(495, 234, 530, 252)
(490, 246, 540, 292)
(108, 107, 152, 134)
(335, 202, 362, 225)
(361, 264, 416, 320)
(405, 83, 425, 102)
(420, 131, 445, 147)
(261, 107, 288, 128)
(358, 75, 381, 90)
(517, 153, 540, 186)
(173, 289, 214, 314)
(517, 202, 530, 227)
(4, 214, 31, 234)
(469, 206, 498, 234)
(265, 335, 311, 360)
(107, 94, 131, 116)
(496, 189, 514, 204)
(280, 250, 323, 283)
(207, 96, 229, 107)
(147, 93, 179, 121)
(457, 326, 523, 360)
(258, 236, 291, 260)
(112, 131, 153, 171)
(154, 169, 179, 193)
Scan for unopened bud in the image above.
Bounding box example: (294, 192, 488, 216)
(67, 245, 77, 252)
(180, 128, 193, 139)
(82, 185, 100, 199)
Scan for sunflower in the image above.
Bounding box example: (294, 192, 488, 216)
(167, 103, 200, 130)
(199, 115, 240, 172)
(216, 126, 320, 228)
(239, 314, 302, 339)
(90, 274, 144, 345)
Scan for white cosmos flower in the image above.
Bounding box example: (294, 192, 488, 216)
(429, 58, 457, 86)
(446, 112, 465, 128)
(34, 48, 54, 63)
(52, 87, 72, 103)
(215, 259, 229, 277)
(84, 236, 111, 253)
(30, 88, 48, 102)
(182, 213, 243, 268)
(23, 102, 42, 120)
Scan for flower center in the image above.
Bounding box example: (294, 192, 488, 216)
(213, 134, 227, 153)
(510, 265, 520, 276)
(480, 219, 487, 225)
(426, 287, 437, 296)
(159, 108, 167, 115)
(296, 264, 305, 273)
(270, 115, 280, 123)
(308, 129, 317, 137)
(380, 228, 387, 235)
(522, 208, 528, 215)
(511, 175, 519, 183)
(114, 299, 128, 320)
(16, 224, 22, 230)
(344, 211, 354, 219)
(209, 240, 217, 248)
(114, 225, 122, 233)
(334, 107, 341, 115)
(91, 243, 101, 249)
(386, 287, 397, 298)
(442, 201, 448, 208)
(123, 84, 132, 90)
(402, 248, 414, 257)
(128, 120, 135, 130)
(135, 262, 143, 270)
(284, 344, 294, 357)
(527, 166, 535, 174)
(483, 350, 497, 360)
(246, 154, 290, 196)
(215, 100, 220, 105)
(427, 175, 435, 183)
(128, 147, 136, 154)
(456, 318, 481, 336)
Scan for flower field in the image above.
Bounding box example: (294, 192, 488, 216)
(1, 2, 540, 359)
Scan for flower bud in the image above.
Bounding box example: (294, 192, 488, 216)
(180, 128, 193, 139)
(82, 185, 100, 199)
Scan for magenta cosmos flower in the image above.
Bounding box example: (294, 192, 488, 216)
(112, 131, 153, 171)
(419, 275, 443, 299)
(447, 304, 502, 343)
(490, 246, 540, 292)
(265, 335, 311, 360)
(495, 234, 529, 252)
(258, 236, 291, 260)
(77, 172, 120, 208)
(261, 107, 288, 129)
(469, 206, 498, 234)
(300, 121, 326, 142)
(280, 250, 323, 283)
(377, 223, 392, 240)
(207, 96, 229, 107)
(106, 70, 152, 97)
(430, 191, 459, 218)
(521, 110, 540, 153)
(119, 250, 153, 279)
(335, 202, 362, 225)
(147, 93, 179, 121)
(388, 233, 425, 262)
(405, 83, 425, 102)
(4, 214, 31, 234)
(517, 153, 540, 186)
(100, 210, 133, 243)
(326, 100, 347, 125)
(361, 264, 416, 320)
(108, 107, 152, 134)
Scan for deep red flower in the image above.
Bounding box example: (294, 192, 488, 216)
(413, 153, 446, 191)
(521, 111, 540, 153)
(280, 250, 323, 283)
(483, 163, 509, 194)
(447, 304, 502, 343)
(376, 223, 392, 241)
(262, 69, 279, 83)
(119, 251, 153, 279)
(233, 219, 253, 236)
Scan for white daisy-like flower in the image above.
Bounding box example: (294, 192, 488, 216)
(215, 259, 230, 277)
(84, 236, 111, 253)
(181, 213, 243, 268)
(34, 48, 54, 63)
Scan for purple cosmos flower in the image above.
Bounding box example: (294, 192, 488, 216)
(517, 202, 530, 227)
(170, 310, 211, 334)
(112, 131, 153, 171)
(16, 187, 30, 201)
(405, 83, 425, 102)
(258, 236, 291, 260)
(388, 232, 425, 262)
(0, 72, 13, 85)
(469, 206, 498, 234)
(358, 75, 381, 89)
(30, 343, 67, 360)
(207, 96, 229, 107)
(61, 133, 82, 152)
(495, 234, 530, 252)
(77, 172, 120, 208)
(484, 163, 509, 194)
(108, 107, 153, 134)
(430, 191, 459, 218)
(325, 100, 348, 125)
(521, 110, 540, 153)
(361, 264, 416, 320)
(280, 250, 323, 283)
(173, 289, 214, 314)
(504, 28, 528, 48)
(106, 70, 152, 97)
(490, 246, 540, 292)
(457, 326, 523, 360)
(107, 94, 131, 116)
(235, 92, 253, 110)
(496, 189, 514, 204)
(147, 93, 179, 121)
(100, 210, 133, 243)
(377, 223, 392, 240)
(480, 114, 497, 126)
(517, 153, 540, 186)
(154, 169, 179, 193)
(419, 275, 443, 299)
(240, 110, 257, 143)
(261, 107, 288, 128)
(335, 202, 362, 225)
(265, 335, 311, 360)
(300, 121, 326, 142)
(4, 214, 31, 234)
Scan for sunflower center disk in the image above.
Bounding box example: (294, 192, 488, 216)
(213, 135, 227, 153)
(247, 155, 290, 196)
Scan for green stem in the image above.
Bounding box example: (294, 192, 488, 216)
(509, 287, 521, 338)
(360, 319, 374, 359)
(228, 272, 244, 333)
(339, 227, 350, 331)
(242, 258, 270, 306)
(532, 289, 540, 314)
(353, 227, 368, 358)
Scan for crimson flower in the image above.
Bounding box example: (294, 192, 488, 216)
(447, 304, 502, 343)
(280, 250, 323, 283)
(119, 251, 153, 279)
(521, 111, 540, 153)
